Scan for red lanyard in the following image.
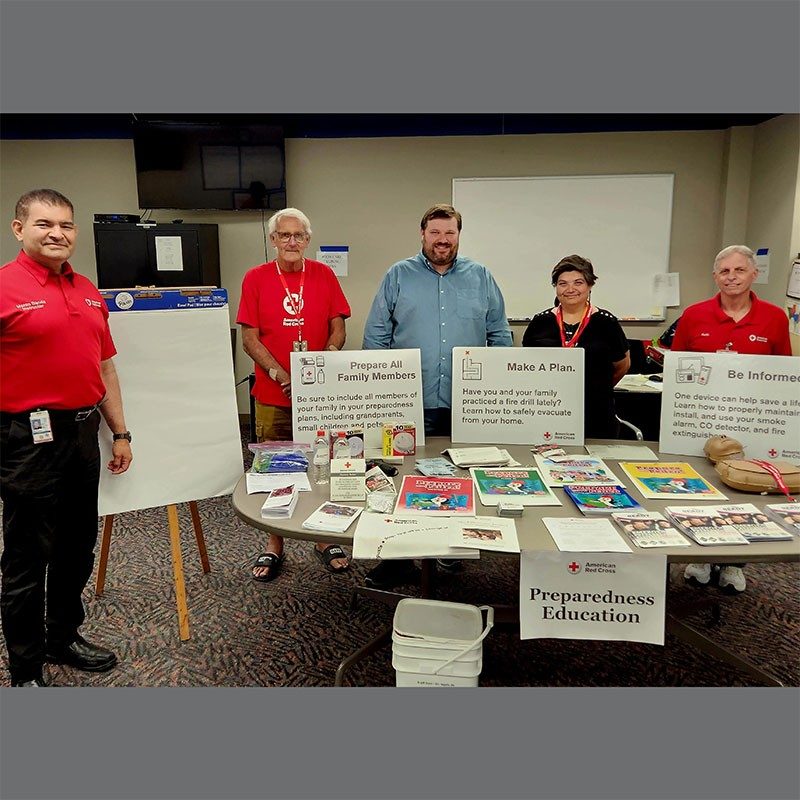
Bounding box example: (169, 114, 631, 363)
(275, 261, 305, 337)
(555, 304, 593, 348)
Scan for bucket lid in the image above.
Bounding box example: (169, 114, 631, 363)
(393, 598, 483, 643)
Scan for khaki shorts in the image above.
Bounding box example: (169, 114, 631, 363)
(254, 402, 293, 443)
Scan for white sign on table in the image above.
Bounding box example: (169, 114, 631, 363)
(519, 551, 667, 645)
(659, 351, 800, 460)
(290, 349, 425, 448)
(451, 347, 584, 444)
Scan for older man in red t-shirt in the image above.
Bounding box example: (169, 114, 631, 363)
(673, 245, 792, 594)
(237, 208, 351, 582)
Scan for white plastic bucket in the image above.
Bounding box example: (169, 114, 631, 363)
(392, 599, 493, 687)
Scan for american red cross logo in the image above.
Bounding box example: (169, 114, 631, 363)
(344, 461, 352, 468)
(769, 448, 777, 457)
(568, 561, 581, 574)
(544, 431, 552, 440)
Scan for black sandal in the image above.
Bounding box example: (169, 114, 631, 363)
(314, 544, 350, 573)
(251, 552, 284, 583)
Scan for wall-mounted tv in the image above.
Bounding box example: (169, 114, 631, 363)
(133, 118, 286, 211)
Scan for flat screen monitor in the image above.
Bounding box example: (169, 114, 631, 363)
(133, 119, 286, 211)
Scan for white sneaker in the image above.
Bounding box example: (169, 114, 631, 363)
(719, 566, 746, 594)
(684, 563, 712, 586)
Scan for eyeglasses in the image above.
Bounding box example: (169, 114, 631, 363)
(274, 232, 308, 243)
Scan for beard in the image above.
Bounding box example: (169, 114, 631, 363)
(423, 242, 458, 267)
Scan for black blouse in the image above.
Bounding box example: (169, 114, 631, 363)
(522, 308, 629, 438)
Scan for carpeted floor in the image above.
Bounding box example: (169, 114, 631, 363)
(1, 429, 798, 688)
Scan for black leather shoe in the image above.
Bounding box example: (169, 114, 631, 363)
(45, 635, 118, 672)
(364, 560, 421, 590)
(11, 677, 48, 687)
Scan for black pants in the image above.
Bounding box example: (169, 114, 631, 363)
(0, 410, 101, 682)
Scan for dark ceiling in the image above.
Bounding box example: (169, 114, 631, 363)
(0, 114, 779, 140)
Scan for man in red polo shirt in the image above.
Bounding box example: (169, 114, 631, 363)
(1, 189, 133, 686)
(672, 244, 792, 593)
(237, 208, 351, 582)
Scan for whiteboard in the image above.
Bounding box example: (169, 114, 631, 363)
(98, 305, 243, 515)
(452, 174, 675, 321)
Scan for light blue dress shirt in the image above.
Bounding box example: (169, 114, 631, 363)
(363, 252, 513, 409)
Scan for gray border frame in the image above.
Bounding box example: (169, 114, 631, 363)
(1, 2, 799, 799)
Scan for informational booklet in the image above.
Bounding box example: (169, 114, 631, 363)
(713, 504, 794, 542)
(441, 446, 510, 468)
(584, 444, 658, 461)
(534, 455, 621, 486)
(246, 471, 311, 494)
(470, 467, 561, 507)
(447, 516, 520, 553)
(364, 465, 396, 494)
(414, 457, 457, 477)
(352, 514, 480, 560)
(620, 462, 727, 500)
(260, 484, 299, 519)
(563, 484, 642, 515)
(610, 510, 691, 548)
(765, 503, 800, 535)
(542, 517, 632, 553)
(394, 475, 475, 516)
(330, 457, 366, 502)
(664, 506, 750, 546)
(301, 502, 363, 533)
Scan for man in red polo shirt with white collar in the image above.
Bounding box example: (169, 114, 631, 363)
(672, 244, 792, 593)
(0, 189, 133, 686)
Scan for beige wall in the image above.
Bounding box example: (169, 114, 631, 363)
(2, 117, 798, 409)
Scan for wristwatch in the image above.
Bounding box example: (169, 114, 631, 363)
(113, 431, 132, 442)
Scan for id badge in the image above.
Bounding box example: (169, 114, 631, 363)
(29, 410, 54, 444)
(293, 339, 308, 352)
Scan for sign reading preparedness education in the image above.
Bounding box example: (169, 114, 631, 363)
(519, 551, 667, 645)
(451, 347, 584, 444)
(290, 349, 424, 448)
(659, 351, 800, 460)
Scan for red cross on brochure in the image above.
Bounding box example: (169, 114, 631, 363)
(568, 561, 581, 573)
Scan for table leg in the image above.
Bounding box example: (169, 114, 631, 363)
(334, 628, 392, 687)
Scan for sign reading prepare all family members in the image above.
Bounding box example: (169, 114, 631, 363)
(659, 351, 800, 460)
(290, 349, 424, 449)
(451, 347, 584, 444)
(519, 551, 667, 645)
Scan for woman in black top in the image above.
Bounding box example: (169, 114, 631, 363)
(522, 255, 630, 438)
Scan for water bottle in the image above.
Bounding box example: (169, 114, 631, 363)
(312, 429, 330, 485)
(332, 431, 350, 460)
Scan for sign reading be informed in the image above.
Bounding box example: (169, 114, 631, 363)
(519, 552, 667, 645)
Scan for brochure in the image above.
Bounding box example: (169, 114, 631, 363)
(301, 502, 363, 533)
(447, 516, 520, 553)
(584, 444, 658, 461)
(765, 503, 800, 535)
(610, 510, 691, 548)
(259, 484, 299, 519)
(714, 504, 794, 542)
(330, 457, 366, 502)
(352, 514, 481, 560)
(664, 506, 750, 546)
(246, 472, 311, 494)
(414, 457, 457, 477)
(534, 455, 621, 486)
(441, 447, 510, 468)
(542, 517, 632, 552)
(364, 465, 396, 494)
(394, 475, 475, 516)
(470, 467, 561, 507)
(620, 462, 727, 500)
(563, 484, 642, 515)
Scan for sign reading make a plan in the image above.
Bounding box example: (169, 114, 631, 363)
(659, 351, 800, 460)
(290, 349, 424, 449)
(451, 347, 584, 444)
(519, 551, 667, 645)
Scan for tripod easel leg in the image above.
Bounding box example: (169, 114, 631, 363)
(188, 500, 211, 574)
(95, 514, 114, 596)
(167, 504, 191, 641)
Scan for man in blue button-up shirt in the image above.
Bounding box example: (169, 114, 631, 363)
(363, 204, 512, 438)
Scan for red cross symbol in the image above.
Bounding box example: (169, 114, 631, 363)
(769, 448, 777, 457)
(344, 461, 351, 468)
(544, 431, 552, 440)
(568, 561, 581, 574)
(464, 350, 470, 355)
